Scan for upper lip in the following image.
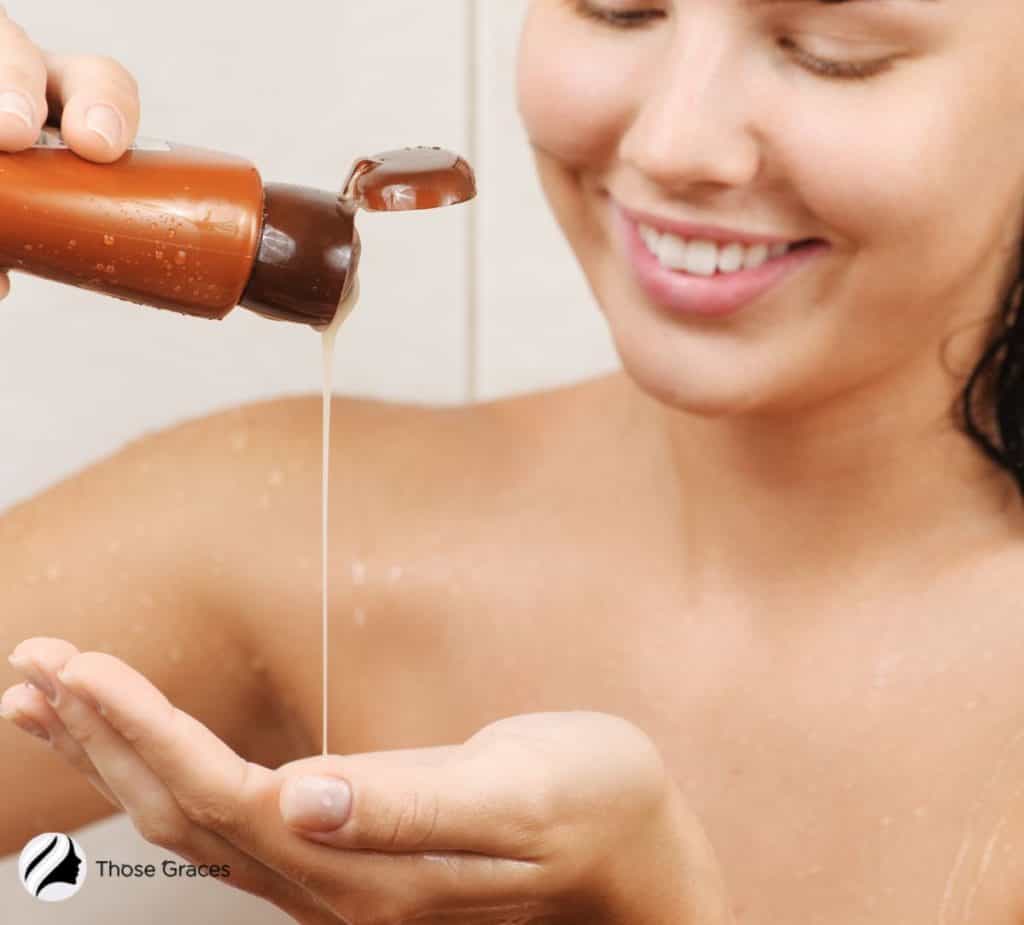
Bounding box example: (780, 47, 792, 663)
(616, 202, 818, 247)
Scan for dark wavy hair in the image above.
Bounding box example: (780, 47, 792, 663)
(959, 235, 1024, 496)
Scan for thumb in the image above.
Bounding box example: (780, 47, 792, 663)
(277, 745, 537, 857)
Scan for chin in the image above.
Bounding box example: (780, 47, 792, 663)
(612, 331, 771, 419)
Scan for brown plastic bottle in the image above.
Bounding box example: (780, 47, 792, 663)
(0, 129, 475, 327)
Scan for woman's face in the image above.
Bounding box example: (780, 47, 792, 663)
(517, 0, 1024, 417)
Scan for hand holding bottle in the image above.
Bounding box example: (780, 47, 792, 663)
(0, 5, 141, 301)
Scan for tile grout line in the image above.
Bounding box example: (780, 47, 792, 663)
(464, 0, 480, 404)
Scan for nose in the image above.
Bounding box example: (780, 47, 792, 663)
(619, 17, 762, 194)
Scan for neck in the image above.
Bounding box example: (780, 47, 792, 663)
(621, 350, 1023, 613)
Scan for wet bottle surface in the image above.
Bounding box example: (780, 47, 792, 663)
(0, 131, 475, 327)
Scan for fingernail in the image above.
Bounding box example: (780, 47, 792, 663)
(7, 655, 57, 705)
(281, 776, 351, 832)
(85, 104, 122, 149)
(0, 90, 35, 129)
(57, 668, 103, 714)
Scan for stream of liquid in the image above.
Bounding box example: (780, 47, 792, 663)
(317, 279, 360, 756)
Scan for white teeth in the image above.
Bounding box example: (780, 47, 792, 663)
(638, 224, 794, 276)
(656, 232, 689, 270)
(743, 244, 769, 270)
(682, 240, 718, 277)
(717, 242, 745, 274)
(639, 225, 660, 252)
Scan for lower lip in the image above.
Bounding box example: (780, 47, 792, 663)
(614, 208, 830, 319)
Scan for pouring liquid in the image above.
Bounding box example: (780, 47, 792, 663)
(316, 279, 360, 756)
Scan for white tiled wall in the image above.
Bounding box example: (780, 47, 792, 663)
(0, 1, 616, 921)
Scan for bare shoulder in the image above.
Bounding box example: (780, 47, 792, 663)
(913, 535, 1024, 922)
(187, 374, 630, 758)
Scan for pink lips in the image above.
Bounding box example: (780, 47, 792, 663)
(613, 205, 830, 319)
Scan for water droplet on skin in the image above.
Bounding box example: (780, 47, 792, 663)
(155, 249, 164, 260)
(258, 493, 271, 509)
(46, 563, 61, 582)
(104, 234, 115, 246)
(354, 607, 367, 627)
(388, 565, 403, 582)
(132, 622, 143, 634)
(68, 240, 77, 248)
(175, 251, 187, 266)
(913, 806, 928, 819)
(351, 561, 367, 584)
(268, 468, 284, 486)
(230, 432, 249, 452)
(105, 264, 115, 274)
(23, 244, 32, 251)
(880, 816, 893, 828)
(169, 645, 183, 664)
(168, 230, 176, 239)
(966, 698, 980, 711)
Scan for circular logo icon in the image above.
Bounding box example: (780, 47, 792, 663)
(18, 833, 88, 902)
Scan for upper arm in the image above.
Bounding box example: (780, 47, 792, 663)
(0, 403, 287, 856)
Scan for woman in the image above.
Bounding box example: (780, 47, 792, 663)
(4, 0, 1024, 921)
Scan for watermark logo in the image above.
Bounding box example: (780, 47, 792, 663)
(18, 833, 88, 902)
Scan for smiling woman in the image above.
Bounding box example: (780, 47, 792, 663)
(6, 0, 1024, 924)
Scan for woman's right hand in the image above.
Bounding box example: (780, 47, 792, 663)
(0, 4, 141, 301)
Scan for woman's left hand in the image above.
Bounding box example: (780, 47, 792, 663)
(4, 637, 734, 925)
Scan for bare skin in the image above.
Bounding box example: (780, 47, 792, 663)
(6, 378, 1024, 924)
(6, 0, 1024, 922)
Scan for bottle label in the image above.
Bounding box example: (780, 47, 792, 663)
(32, 126, 171, 152)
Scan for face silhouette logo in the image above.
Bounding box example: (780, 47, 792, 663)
(18, 833, 88, 902)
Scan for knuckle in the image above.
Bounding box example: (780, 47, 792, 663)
(500, 806, 554, 858)
(64, 713, 103, 750)
(380, 789, 439, 852)
(181, 791, 240, 836)
(76, 54, 138, 94)
(0, 62, 45, 98)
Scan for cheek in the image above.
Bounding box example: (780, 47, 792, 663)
(517, 13, 641, 168)
(780, 68, 1018, 277)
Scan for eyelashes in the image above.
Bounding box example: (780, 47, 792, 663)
(573, 0, 665, 29)
(571, 1, 893, 83)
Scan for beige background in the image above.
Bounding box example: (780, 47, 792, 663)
(0, 0, 618, 920)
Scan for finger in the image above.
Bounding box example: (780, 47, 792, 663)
(277, 747, 546, 858)
(7, 642, 339, 925)
(10, 639, 241, 835)
(1, 679, 122, 808)
(0, 10, 48, 151)
(43, 51, 140, 162)
(55, 651, 549, 917)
